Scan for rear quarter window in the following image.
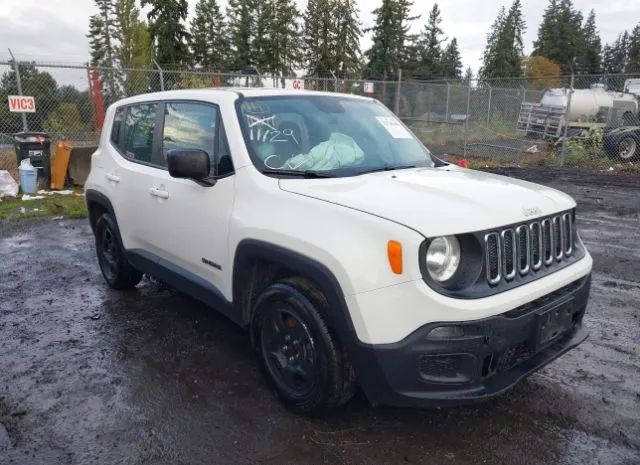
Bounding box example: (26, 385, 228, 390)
(120, 103, 159, 166)
(110, 107, 125, 149)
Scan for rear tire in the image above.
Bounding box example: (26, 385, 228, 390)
(615, 134, 639, 162)
(95, 213, 142, 289)
(251, 278, 356, 414)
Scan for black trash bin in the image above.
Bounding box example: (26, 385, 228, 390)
(14, 132, 51, 189)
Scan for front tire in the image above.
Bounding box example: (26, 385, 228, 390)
(95, 213, 142, 289)
(251, 278, 356, 414)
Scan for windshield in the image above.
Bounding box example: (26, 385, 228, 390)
(237, 95, 436, 177)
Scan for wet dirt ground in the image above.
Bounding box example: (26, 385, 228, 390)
(1, 168, 639, 465)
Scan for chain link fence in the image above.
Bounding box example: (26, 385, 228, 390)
(1, 59, 639, 179)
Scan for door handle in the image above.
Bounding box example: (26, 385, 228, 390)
(149, 187, 169, 199)
(106, 173, 120, 183)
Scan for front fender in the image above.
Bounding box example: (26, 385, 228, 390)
(229, 170, 426, 300)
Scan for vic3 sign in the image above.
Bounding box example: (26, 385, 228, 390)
(8, 95, 36, 113)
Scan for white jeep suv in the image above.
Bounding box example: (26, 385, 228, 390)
(85, 89, 592, 414)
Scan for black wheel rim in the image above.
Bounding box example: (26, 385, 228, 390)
(260, 307, 317, 398)
(98, 226, 119, 282)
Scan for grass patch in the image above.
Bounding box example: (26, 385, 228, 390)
(406, 120, 520, 147)
(0, 191, 87, 223)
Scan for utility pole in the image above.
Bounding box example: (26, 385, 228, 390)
(560, 61, 576, 167)
(152, 59, 165, 91)
(8, 48, 28, 132)
(486, 84, 492, 128)
(463, 79, 472, 157)
(394, 69, 403, 116)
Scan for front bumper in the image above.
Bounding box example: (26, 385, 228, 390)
(351, 275, 590, 407)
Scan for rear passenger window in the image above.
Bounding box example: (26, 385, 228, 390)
(122, 103, 158, 164)
(111, 107, 124, 148)
(162, 102, 220, 172)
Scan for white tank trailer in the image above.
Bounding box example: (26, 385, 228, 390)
(518, 83, 639, 139)
(541, 84, 637, 122)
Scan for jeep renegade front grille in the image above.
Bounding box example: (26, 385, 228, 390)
(485, 212, 574, 286)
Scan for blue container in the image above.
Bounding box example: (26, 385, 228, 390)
(19, 166, 38, 194)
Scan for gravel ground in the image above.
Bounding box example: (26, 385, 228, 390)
(1, 168, 639, 465)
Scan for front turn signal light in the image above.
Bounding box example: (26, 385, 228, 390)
(387, 240, 403, 274)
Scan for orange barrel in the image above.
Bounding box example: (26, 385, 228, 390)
(50, 141, 73, 190)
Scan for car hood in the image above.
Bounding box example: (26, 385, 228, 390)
(279, 166, 576, 237)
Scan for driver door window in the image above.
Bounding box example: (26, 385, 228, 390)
(162, 102, 222, 172)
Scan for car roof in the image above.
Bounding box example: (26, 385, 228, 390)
(112, 87, 373, 107)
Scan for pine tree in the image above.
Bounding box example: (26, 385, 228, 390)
(441, 38, 463, 80)
(87, 0, 121, 102)
(603, 32, 629, 75)
(268, 0, 302, 81)
(532, 0, 559, 63)
(334, 0, 362, 77)
(479, 0, 525, 80)
(396, 0, 419, 75)
(189, 0, 229, 70)
(462, 66, 473, 84)
(141, 0, 190, 67)
(479, 6, 506, 80)
(626, 24, 640, 73)
(580, 10, 602, 74)
(533, 0, 584, 73)
(507, 0, 526, 58)
(227, 0, 257, 71)
(303, 0, 336, 76)
(416, 3, 445, 80)
(364, 0, 417, 80)
(252, 0, 273, 73)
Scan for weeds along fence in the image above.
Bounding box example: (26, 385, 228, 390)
(1, 59, 639, 173)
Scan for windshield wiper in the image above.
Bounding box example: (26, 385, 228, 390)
(261, 169, 335, 178)
(357, 164, 417, 175)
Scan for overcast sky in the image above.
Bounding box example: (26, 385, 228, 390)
(0, 0, 638, 74)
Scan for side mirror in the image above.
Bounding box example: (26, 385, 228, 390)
(167, 149, 210, 180)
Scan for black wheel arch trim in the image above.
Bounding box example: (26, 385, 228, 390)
(85, 189, 132, 257)
(232, 239, 356, 329)
(85, 189, 117, 233)
(232, 239, 387, 402)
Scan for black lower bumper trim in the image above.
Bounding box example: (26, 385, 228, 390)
(350, 275, 591, 408)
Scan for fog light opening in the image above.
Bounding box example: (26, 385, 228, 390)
(426, 325, 465, 339)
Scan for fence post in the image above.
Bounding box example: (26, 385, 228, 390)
(486, 84, 492, 128)
(394, 68, 402, 116)
(330, 71, 338, 93)
(463, 79, 472, 157)
(153, 59, 164, 91)
(251, 66, 262, 87)
(8, 48, 28, 132)
(445, 81, 451, 122)
(560, 72, 575, 167)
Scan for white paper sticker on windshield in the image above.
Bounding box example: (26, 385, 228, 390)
(376, 116, 412, 139)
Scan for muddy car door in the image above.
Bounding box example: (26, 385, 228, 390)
(144, 100, 235, 295)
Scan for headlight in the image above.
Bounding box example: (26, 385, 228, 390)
(425, 236, 461, 282)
